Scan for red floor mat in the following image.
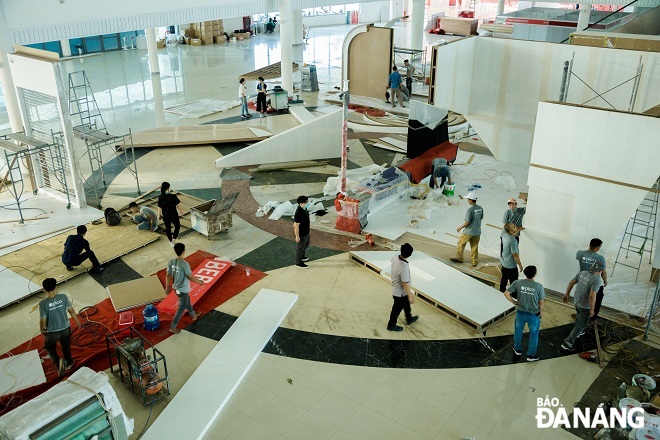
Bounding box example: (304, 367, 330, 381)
(0, 250, 265, 415)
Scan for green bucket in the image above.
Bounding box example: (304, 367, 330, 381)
(442, 184, 455, 197)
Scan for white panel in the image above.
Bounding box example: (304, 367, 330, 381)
(215, 109, 342, 168)
(351, 251, 514, 327)
(143, 289, 297, 440)
(523, 102, 660, 293)
(7, 54, 59, 96)
(0, 351, 46, 396)
(433, 37, 660, 165)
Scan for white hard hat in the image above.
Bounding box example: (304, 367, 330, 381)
(465, 192, 478, 201)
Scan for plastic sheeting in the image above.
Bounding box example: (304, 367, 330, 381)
(0, 367, 134, 440)
(409, 100, 448, 131)
(323, 164, 386, 196)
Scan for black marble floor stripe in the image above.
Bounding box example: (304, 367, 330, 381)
(236, 236, 342, 273)
(187, 310, 641, 369)
(88, 257, 143, 288)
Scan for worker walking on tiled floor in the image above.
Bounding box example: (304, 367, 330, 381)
(451, 192, 483, 267)
(504, 265, 545, 362)
(387, 243, 418, 331)
(561, 263, 604, 351)
(293, 195, 311, 268)
(575, 238, 608, 321)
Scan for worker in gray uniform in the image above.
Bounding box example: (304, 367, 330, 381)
(430, 158, 452, 189)
(575, 238, 608, 321)
(451, 192, 484, 267)
(561, 263, 603, 351)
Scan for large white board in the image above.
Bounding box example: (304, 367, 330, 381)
(522, 102, 660, 294)
(143, 289, 297, 440)
(433, 37, 660, 165)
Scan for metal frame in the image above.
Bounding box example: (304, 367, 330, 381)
(69, 71, 141, 208)
(393, 46, 427, 83)
(0, 132, 72, 222)
(558, 53, 644, 112)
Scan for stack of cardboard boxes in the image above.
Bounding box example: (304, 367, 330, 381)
(181, 20, 226, 46)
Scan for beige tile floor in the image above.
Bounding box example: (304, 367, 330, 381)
(0, 22, 654, 440)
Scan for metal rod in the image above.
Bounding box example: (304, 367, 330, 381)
(559, 61, 569, 102)
(340, 79, 349, 194)
(565, 53, 574, 102)
(644, 279, 660, 340)
(628, 56, 643, 112)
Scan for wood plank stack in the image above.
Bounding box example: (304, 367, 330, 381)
(439, 17, 479, 36)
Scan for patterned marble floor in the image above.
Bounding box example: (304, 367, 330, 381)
(0, 22, 657, 440)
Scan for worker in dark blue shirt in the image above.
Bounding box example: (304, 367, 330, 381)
(62, 225, 104, 273)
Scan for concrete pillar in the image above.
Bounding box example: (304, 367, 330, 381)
(496, 0, 506, 16)
(292, 10, 303, 45)
(0, 1, 23, 133)
(152, 76, 165, 128)
(410, 0, 425, 51)
(60, 39, 72, 57)
(145, 28, 160, 74)
(576, 4, 591, 32)
(280, 0, 293, 96)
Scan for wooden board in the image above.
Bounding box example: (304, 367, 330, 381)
(131, 125, 272, 148)
(106, 276, 165, 312)
(439, 17, 478, 36)
(143, 289, 297, 440)
(120, 191, 206, 232)
(0, 219, 160, 286)
(239, 61, 300, 80)
(348, 26, 393, 100)
(349, 251, 514, 332)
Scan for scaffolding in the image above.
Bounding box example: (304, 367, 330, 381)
(0, 132, 72, 222)
(612, 177, 659, 283)
(69, 71, 141, 208)
(393, 46, 427, 85)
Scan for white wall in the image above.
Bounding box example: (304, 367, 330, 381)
(522, 101, 660, 293)
(433, 37, 660, 165)
(359, 1, 390, 22)
(302, 14, 346, 27)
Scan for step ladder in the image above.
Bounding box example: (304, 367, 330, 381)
(612, 177, 659, 282)
(69, 71, 107, 138)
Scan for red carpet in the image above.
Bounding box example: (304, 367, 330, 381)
(0, 250, 265, 415)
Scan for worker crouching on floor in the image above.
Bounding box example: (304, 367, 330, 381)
(129, 202, 158, 232)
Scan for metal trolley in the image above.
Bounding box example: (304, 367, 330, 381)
(106, 327, 170, 406)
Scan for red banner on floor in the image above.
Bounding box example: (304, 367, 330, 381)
(157, 258, 231, 314)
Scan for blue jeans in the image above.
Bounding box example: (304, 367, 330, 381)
(513, 310, 540, 355)
(171, 291, 194, 329)
(240, 96, 249, 116)
(133, 214, 155, 231)
(565, 307, 590, 346)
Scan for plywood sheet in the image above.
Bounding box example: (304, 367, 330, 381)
(348, 26, 393, 100)
(106, 276, 165, 312)
(132, 125, 272, 148)
(0, 350, 47, 397)
(240, 61, 300, 80)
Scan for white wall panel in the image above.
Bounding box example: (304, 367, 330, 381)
(215, 109, 342, 168)
(522, 102, 660, 293)
(433, 37, 660, 165)
(8, 54, 58, 96)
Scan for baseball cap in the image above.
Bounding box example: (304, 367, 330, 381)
(508, 198, 517, 204)
(465, 192, 478, 201)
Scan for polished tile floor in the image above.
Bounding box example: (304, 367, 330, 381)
(0, 22, 656, 440)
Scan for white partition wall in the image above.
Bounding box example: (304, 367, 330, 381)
(433, 37, 660, 165)
(522, 101, 660, 295)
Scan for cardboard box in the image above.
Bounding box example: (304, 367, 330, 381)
(439, 17, 478, 36)
(202, 37, 214, 45)
(106, 276, 165, 312)
(213, 35, 227, 44)
(232, 32, 250, 40)
(204, 21, 213, 26)
(185, 29, 196, 38)
(156, 39, 166, 49)
(191, 38, 202, 46)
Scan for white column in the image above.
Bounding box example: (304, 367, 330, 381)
(497, 0, 506, 16)
(152, 76, 165, 128)
(280, 0, 293, 96)
(576, 4, 591, 32)
(145, 28, 160, 74)
(0, 2, 22, 133)
(410, 0, 425, 51)
(60, 39, 72, 57)
(390, 0, 400, 21)
(292, 10, 303, 45)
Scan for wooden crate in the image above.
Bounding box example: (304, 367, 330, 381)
(440, 17, 478, 36)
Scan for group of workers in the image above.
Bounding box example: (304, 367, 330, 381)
(239, 77, 269, 119)
(386, 60, 415, 108)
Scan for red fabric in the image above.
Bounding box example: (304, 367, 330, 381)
(347, 104, 387, 117)
(398, 141, 459, 183)
(0, 250, 265, 415)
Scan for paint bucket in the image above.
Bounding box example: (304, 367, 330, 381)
(632, 374, 656, 391)
(619, 397, 642, 411)
(442, 184, 455, 197)
(143, 304, 160, 331)
(643, 412, 660, 433)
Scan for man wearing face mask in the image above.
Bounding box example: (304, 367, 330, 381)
(294, 195, 311, 268)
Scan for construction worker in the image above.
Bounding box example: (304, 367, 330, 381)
(403, 59, 415, 94)
(451, 192, 483, 267)
(129, 202, 158, 232)
(576, 238, 608, 321)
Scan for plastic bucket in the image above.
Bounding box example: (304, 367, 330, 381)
(442, 184, 455, 197)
